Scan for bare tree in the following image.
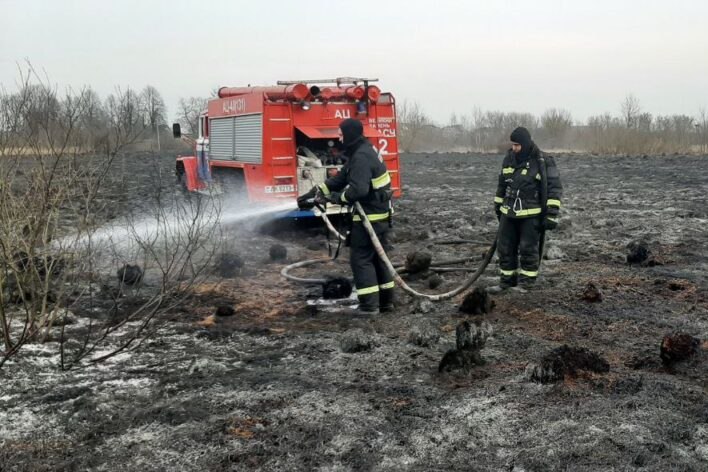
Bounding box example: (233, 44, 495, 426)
(448, 113, 458, 127)
(397, 100, 429, 151)
(541, 108, 573, 142)
(503, 112, 538, 131)
(697, 107, 708, 153)
(636, 112, 653, 133)
(621, 94, 641, 129)
(140, 85, 167, 131)
(105, 86, 146, 155)
(176, 96, 208, 136)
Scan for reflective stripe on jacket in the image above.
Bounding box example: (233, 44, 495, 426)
(321, 137, 392, 221)
(494, 145, 563, 219)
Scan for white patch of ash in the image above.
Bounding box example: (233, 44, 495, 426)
(101, 377, 157, 391)
(0, 409, 52, 440)
(377, 453, 417, 469)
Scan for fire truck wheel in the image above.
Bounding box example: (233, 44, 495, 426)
(177, 172, 188, 192)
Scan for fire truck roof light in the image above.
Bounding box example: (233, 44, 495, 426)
(277, 77, 379, 86)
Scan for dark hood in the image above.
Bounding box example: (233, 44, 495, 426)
(510, 126, 534, 161)
(339, 118, 365, 151)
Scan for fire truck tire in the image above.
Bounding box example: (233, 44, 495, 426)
(173, 172, 193, 199)
(177, 172, 188, 191)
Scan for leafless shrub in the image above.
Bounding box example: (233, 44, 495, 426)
(56, 171, 222, 369)
(0, 65, 221, 370)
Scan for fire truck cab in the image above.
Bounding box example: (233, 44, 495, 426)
(174, 78, 401, 215)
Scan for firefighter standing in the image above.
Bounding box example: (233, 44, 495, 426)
(298, 118, 394, 314)
(488, 127, 563, 293)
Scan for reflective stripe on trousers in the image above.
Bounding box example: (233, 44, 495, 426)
(497, 215, 542, 283)
(349, 221, 393, 310)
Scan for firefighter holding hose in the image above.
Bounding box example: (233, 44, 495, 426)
(298, 118, 394, 314)
(488, 127, 563, 293)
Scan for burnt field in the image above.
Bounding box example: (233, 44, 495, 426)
(1, 152, 707, 471)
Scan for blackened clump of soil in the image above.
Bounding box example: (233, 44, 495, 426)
(116, 264, 143, 285)
(215, 253, 244, 277)
(627, 240, 658, 266)
(438, 320, 492, 372)
(269, 244, 287, 261)
(459, 287, 492, 314)
(215, 305, 236, 317)
(340, 328, 373, 353)
(428, 273, 443, 289)
(527, 345, 610, 383)
(582, 282, 603, 302)
(660, 333, 700, 366)
(408, 320, 440, 347)
(322, 277, 352, 299)
(13, 251, 65, 278)
(405, 251, 432, 274)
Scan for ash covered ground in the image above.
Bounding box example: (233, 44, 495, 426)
(1, 152, 707, 471)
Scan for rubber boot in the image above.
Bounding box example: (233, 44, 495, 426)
(486, 284, 510, 294)
(357, 292, 380, 315)
(379, 288, 395, 313)
(486, 275, 517, 294)
(516, 275, 536, 292)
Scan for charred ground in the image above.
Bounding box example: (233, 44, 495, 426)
(1, 152, 707, 471)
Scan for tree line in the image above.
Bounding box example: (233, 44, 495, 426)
(4, 64, 705, 157)
(0, 66, 210, 155)
(398, 95, 708, 155)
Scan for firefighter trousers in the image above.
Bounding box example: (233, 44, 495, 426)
(497, 215, 542, 287)
(349, 221, 395, 311)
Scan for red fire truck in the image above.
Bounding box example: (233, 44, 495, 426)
(173, 78, 401, 215)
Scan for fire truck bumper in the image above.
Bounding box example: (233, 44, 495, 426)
(278, 204, 352, 219)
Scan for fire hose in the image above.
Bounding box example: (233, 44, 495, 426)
(351, 202, 497, 301)
(283, 151, 551, 300)
(281, 202, 498, 301)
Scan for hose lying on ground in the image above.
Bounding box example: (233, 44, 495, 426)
(281, 204, 498, 301)
(280, 258, 332, 285)
(280, 207, 349, 283)
(353, 202, 497, 301)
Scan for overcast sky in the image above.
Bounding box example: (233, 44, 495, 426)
(1, 0, 707, 124)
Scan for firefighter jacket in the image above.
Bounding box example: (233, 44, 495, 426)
(494, 145, 562, 220)
(319, 137, 392, 222)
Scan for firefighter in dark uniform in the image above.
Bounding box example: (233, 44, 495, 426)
(488, 127, 563, 293)
(298, 118, 394, 314)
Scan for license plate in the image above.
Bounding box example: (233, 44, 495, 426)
(264, 184, 295, 193)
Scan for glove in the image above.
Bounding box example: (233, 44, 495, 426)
(544, 217, 558, 231)
(314, 191, 329, 206)
(495, 205, 502, 221)
(297, 187, 318, 210)
(328, 191, 343, 205)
